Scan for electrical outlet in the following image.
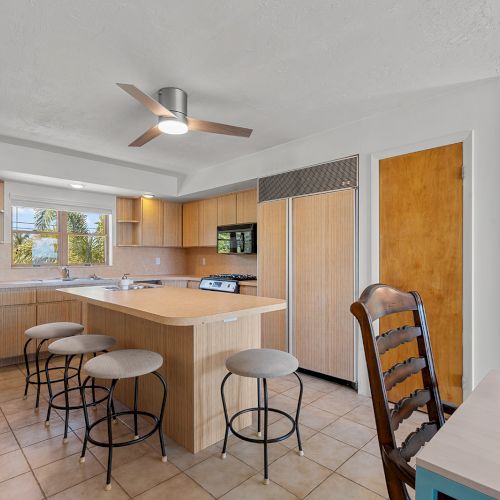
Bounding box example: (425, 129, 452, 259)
(202, 257, 206, 266)
(155, 257, 161, 265)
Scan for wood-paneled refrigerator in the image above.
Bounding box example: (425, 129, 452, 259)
(257, 159, 357, 383)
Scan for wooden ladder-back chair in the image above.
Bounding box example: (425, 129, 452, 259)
(350, 284, 457, 500)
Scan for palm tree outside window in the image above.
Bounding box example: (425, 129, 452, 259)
(11, 206, 109, 266)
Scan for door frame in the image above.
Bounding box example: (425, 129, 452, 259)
(367, 131, 474, 399)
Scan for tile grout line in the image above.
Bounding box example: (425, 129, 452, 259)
(0, 365, 48, 499)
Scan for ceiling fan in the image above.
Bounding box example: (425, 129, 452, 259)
(116, 84, 253, 147)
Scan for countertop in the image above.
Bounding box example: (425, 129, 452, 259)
(416, 370, 500, 498)
(59, 285, 281, 326)
(0, 274, 258, 289)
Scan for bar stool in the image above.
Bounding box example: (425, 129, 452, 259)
(221, 348, 304, 485)
(23, 322, 84, 409)
(44, 334, 117, 442)
(79, 349, 168, 491)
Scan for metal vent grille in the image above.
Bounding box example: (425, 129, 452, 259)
(258, 156, 358, 202)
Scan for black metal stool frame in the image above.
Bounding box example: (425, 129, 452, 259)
(79, 371, 168, 490)
(23, 338, 80, 409)
(221, 371, 304, 484)
(44, 352, 112, 442)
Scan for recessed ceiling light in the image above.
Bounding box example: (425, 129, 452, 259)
(70, 183, 84, 189)
(143, 193, 155, 198)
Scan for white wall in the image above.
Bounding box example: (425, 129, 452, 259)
(0, 141, 179, 197)
(181, 77, 500, 395)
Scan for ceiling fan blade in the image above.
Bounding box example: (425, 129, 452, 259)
(187, 117, 252, 138)
(128, 125, 162, 147)
(116, 83, 175, 118)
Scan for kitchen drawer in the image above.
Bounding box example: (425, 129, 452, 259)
(0, 288, 37, 306)
(36, 288, 75, 303)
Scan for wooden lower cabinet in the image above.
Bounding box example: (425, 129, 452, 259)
(0, 287, 83, 364)
(36, 301, 82, 325)
(0, 304, 37, 360)
(239, 285, 257, 296)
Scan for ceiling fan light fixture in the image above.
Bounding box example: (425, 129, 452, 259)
(158, 115, 188, 135)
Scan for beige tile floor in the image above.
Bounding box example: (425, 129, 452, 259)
(0, 362, 413, 499)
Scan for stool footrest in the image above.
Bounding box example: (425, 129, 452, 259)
(229, 407, 296, 445)
(27, 366, 79, 386)
(48, 385, 110, 411)
(86, 410, 161, 448)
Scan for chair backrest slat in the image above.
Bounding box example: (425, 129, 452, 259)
(399, 421, 438, 462)
(390, 389, 432, 430)
(377, 326, 421, 355)
(384, 357, 427, 391)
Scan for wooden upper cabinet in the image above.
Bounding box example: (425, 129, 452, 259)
(141, 198, 163, 247)
(236, 189, 257, 223)
(198, 198, 218, 247)
(217, 194, 237, 226)
(183, 201, 199, 247)
(163, 201, 183, 247)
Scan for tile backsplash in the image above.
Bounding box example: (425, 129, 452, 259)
(185, 247, 257, 276)
(0, 245, 187, 282)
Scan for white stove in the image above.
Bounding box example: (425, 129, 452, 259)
(199, 274, 256, 293)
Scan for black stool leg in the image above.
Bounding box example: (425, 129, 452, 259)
(263, 377, 269, 485)
(23, 339, 32, 400)
(77, 354, 83, 387)
(34, 339, 46, 410)
(62, 355, 74, 443)
(44, 354, 55, 426)
(153, 371, 168, 462)
(220, 372, 232, 459)
(294, 372, 304, 456)
(91, 352, 97, 411)
(257, 378, 262, 437)
(105, 379, 118, 491)
(133, 376, 139, 439)
(79, 376, 91, 464)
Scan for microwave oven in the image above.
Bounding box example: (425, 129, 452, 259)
(217, 224, 257, 254)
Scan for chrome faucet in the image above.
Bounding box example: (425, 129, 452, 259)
(61, 267, 70, 280)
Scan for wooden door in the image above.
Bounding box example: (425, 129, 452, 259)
(163, 201, 183, 247)
(379, 143, 463, 404)
(217, 194, 237, 225)
(236, 189, 257, 223)
(257, 199, 287, 351)
(198, 198, 218, 247)
(183, 201, 199, 247)
(141, 198, 163, 247)
(292, 190, 355, 381)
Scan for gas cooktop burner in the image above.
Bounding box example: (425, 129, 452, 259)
(207, 274, 257, 281)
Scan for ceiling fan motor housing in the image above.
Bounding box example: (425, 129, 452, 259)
(158, 87, 187, 117)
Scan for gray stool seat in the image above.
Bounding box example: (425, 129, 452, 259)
(84, 349, 163, 379)
(49, 335, 116, 356)
(226, 348, 299, 379)
(25, 322, 84, 340)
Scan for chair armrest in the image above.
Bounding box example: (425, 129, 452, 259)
(442, 401, 458, 415)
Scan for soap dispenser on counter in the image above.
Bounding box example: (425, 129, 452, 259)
(119, 274, 133, 289)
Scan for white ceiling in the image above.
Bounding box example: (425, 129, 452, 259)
(0, 0, 499, 189)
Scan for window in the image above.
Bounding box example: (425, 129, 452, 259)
(12, 206, 110, 266)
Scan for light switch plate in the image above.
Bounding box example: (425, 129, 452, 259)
(155, 257, 161, 265)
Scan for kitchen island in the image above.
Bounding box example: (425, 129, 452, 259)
(59, 286, 286, 453)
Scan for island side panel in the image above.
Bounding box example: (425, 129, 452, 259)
(193, 315, 261, 452)
(86, 303, 196, 451)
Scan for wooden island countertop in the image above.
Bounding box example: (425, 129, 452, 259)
(59, 285, 286, 453)
(58, 285, 285, 326)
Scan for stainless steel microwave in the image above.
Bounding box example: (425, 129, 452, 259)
(217, 224, 257, 254)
